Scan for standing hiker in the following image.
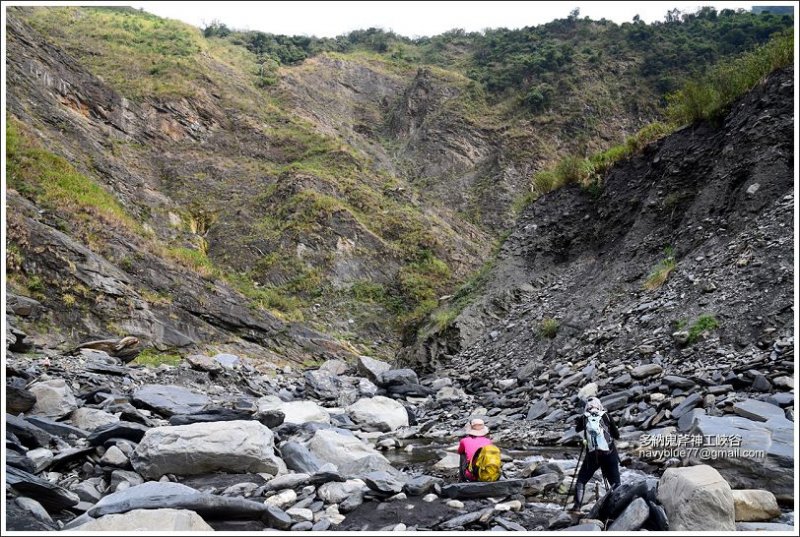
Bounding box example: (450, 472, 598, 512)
(570, 397, 621, 511)
(458, 418, 501, 482)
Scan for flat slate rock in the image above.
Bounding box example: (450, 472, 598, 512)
(441, 480, 524, 499)
(168, 408, 253, 426)
(7, 451, 36, 473)
(177, 473, 269, 491)
(404, 475, 443, 496)
(560, 523, 602, 531)
(438, 507, 494, 530)
(50, 446, 96, 470)
(7, 413, 53, 448)
(25, 415, 89, 438)
(89, 482, 287, 526)
(132, 384, 211, 417)
(671, 393, 703, 419)
(87, 421, 149, 446)
(733, 399, 785, 422)
(84, 362, 131, 375)
(6, 466, 80, 511)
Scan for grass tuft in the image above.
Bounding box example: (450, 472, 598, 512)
(687, 314, 719, 344)
(644, 247, 677, 290)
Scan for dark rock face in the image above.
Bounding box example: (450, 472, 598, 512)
(398, 69, 795, 495)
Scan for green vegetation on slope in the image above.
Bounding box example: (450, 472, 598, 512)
(514, 29, 794, 211)
(10, 5, 792, 348)
(207, 7, 791, 121)
(687, 314, 720, 344)
(22, 6, 263, 103)
(6, 119, 140, 233)
(666, 28, 794, 123)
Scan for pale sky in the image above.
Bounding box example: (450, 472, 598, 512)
(122, 1, 793, 37)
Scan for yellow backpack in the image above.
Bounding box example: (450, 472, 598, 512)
(471, 444, 502, 482)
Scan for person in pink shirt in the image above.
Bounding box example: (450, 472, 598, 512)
(458, 418, 494, 481)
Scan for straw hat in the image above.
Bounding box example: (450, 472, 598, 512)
(465, 418, 489, 436)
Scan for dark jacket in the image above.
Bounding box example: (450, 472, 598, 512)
(575, 412, 620, 448)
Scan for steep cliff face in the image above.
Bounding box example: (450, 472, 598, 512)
(4, 6, 792, 364)
(407, 67, 794, 376)
(4, 9, 492, 357)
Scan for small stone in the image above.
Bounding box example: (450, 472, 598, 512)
(423, 493, 438, 503)
(751, 375, 772, 392)
(631, 364, 663, 379)
(746, 183, 760, 195)
(265, 489, 297, 509)
(771, 376, 793, 389)
(286, 507, 314, 522)
(100, 446, 129, 467)
(447, 500, 464, 509)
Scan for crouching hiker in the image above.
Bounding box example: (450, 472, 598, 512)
(570, 397, 621, 511)
(458, 418, 502, 482)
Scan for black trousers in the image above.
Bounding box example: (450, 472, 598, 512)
(577, 448, 621, 488)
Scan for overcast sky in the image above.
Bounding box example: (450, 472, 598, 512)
(123, 1, 793, 37)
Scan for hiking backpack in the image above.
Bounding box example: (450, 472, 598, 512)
(471, 444, 502, 482)
(584, 412, 612, 452)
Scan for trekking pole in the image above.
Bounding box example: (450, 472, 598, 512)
(562, 444, 585, 510)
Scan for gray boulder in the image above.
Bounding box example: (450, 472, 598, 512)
(339, 453, 400, 478)
(357, 356, 391, 383)
(317, 479, 368, 504)
(257, 396, 330, 425)
(527, 399, 550, 421)
(319, 359, 348, 375)
(731, 490, 781, 522)
(347, 396, 409, 432)
(69, 407, 119, 431)
(7, 466, 80, 511)
(308, 429, 388, 467)
(689, 414, 793, 500)
(657, 465, 735, 531)
(304, 370, 341, 400)
(29, 379, 78, 418)
(404, 475, 443, 496)
(131, 420, 285, 479)
(378, 369, 419, 387)
(363, 471, 404, 496)
(185, 354, 222, 372)
(75, 508, 213, 531)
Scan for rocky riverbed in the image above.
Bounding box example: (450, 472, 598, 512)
(5, 335, 794, 532)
